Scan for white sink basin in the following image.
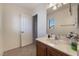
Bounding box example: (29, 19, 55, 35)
(46, 37, 68, 45)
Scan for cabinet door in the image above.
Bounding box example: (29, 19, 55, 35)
(36, 41, 47, 56)
(47, 46, 69, 56)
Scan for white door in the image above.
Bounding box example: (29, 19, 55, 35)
(20, 14, 32, 47)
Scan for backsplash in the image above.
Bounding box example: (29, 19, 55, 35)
(48, 27, 79, 36)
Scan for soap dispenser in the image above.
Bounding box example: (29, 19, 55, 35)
(70, 35, 77, 51)
(71, 38, 77, 51)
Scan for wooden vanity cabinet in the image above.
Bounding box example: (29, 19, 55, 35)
(47, 46, 69, 56)
(36, 41, 47, 56)
(36, 40, 69, 56)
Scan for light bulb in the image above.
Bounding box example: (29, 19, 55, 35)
(52, 6, 57, 10)
(48, 3, 56, 8)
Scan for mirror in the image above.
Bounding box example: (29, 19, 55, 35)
(47, 3, 78, 35)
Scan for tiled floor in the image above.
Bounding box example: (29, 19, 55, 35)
(3, 44, 36, 56)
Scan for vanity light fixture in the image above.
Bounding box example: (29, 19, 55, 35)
(52, 5, 57, 10)
(57, 3, 62, 8)
(48, 3, 56, 8)
(48, 3, 68, 10)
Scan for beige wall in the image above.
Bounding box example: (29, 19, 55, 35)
(47, 4, 78, 35)
(0, 4, 3, 55)
(1, 3, 48, 53)
(3, 4, 33, 51)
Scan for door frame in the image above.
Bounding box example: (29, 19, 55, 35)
(32, 14, 38, 43)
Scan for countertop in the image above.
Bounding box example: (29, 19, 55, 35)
(36, 36, 77, 56)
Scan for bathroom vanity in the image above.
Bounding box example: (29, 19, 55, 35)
(36, 40, 69, 56)
(36, 36, 77, 56)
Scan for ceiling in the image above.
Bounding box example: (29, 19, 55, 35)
(4, 3, 48, 11)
